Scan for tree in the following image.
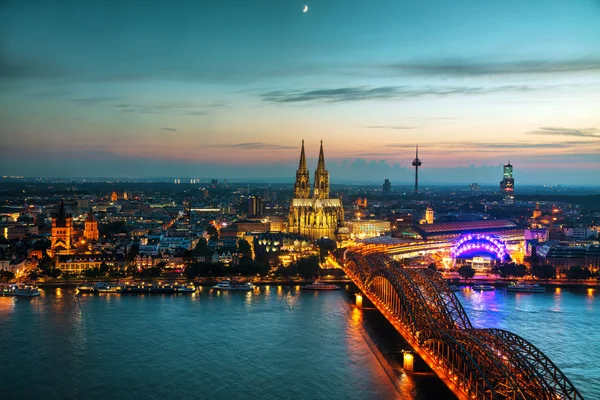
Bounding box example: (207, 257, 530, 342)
(109, 268, 125, 280)
(43, 268, 62, 279)
(427, 263, 437, 271)
(532, 264, 556, 281)
(206, 225, 218, 239)
(126, 243, 140, 262)
(317, 238, 337, 262)
(566, 266, 592, 282)
(194, 238, 208, 255)
(238, 239, 252, 255)
(84, 267, 102, 279)
(99, 262, 109, 276)
(62, 271, 72, 282)
(37, 256, 54, 272)
(27, 269, 39, 283)
(0, 270, 15, 282)
(295, 256, 320, 279)
(495, 263, 528, 278)
(457, 265, 475, 281)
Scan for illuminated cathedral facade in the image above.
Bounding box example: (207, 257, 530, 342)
(288, 141, 345, 241)
(49, 200, 74, 256)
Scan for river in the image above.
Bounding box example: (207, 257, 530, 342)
(0, 285, 597, 399)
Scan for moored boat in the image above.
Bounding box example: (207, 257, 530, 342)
(76, 283, 97, 293)
(472, 284, 495, 291)
(95, 282, 125, 293)
(449, 285, 461, 292)
(174, 284, 196, 293)
(301, 281, 340, 290)
(15, 284, 41, 297)
(149, 284, 176, 294)
(1, 283, 40, 297)
(212, 280, 254, 291)
(507, 282, 546, 293)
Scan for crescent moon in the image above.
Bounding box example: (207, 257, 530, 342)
(303, 5, 308, 12)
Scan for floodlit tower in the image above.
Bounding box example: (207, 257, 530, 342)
(411, 145, 422, 194)
(426, 206, 434, 224)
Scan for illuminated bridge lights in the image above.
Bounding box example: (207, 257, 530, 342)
(452, 234, 507, 260)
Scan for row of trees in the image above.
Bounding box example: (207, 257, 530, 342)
(457, 263, 599, 282)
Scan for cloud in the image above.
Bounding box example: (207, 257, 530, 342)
(72, 97, 121, 106)
(216, 142, 296, 150)
(113, 101, 215, 115)
(386, 58, 600, 77)
(161, 128, 177, 132)
(366, 125, 416, 130)
(525, 127, 600, 138)
(260, 84, 566, 103)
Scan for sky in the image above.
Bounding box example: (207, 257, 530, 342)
(0, 0, 599, 184)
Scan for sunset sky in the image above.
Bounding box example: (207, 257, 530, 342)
(1, 0, 599, 184)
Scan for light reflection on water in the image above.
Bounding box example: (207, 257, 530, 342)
(457, 287, 599, 399)
(1, 287, 404, 400)
(3, 286, 595, 399)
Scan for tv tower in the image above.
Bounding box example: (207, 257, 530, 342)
(411, 145, 422, 194)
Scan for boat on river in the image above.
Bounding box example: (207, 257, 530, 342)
(301, 281, 340, 290)
(449, 285, 460, 292)
(95, 282, 125, 293)
(0, 283, 41, 297)
(174, 284, 196, 293)
(212, 280, 254, 291)
(472, 284, 495, 291)
(507, 282, 546, 293)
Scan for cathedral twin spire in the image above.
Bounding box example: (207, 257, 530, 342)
(293, 140, 330, 199)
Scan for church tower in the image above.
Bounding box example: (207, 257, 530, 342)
(288, 141, 344, 241)
(313, 140, 330, 199)
(84, 208, 99, 241)
(294, 140, 311, 199)
(50, 200, 73, 256)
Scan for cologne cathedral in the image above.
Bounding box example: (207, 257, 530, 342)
(288, 141, 345, 241)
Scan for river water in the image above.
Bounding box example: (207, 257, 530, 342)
(0, 285, 597, 400)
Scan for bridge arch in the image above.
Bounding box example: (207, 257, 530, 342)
(340, 251, 584, 400)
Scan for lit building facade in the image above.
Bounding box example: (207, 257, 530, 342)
(83, 208, 99, 241)
(50, 200, 74, 256)
(500, 161, 515, 205)
(347, 220, 391, 239)
(425, 207, 434, 224)
(288, 141, 344, 241)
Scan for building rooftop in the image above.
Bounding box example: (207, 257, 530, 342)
(415, 219, 519, 235)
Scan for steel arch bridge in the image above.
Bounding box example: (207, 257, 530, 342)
(342, 252, 584, 400)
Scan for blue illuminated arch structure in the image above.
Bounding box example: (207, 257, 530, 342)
(452, 234, 508, 262)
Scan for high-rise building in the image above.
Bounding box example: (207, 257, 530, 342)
(248, 196, 264, 217)
(288, 141, 344, 240)
(110, 191, 118, 202)
(84, 208, 99, 241)
(382, 179, 391, 194)
(411, 145, 422, 194)
(500, 161, 515, 205)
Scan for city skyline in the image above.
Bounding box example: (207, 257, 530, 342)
(1, 0, 599, 184)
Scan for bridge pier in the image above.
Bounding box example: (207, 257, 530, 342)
(355, 293, 363, 308)
(402, 351, 414, 372)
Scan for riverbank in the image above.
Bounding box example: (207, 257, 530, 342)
(445, 276, 599, 289)
(36, 278, 353, 288)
